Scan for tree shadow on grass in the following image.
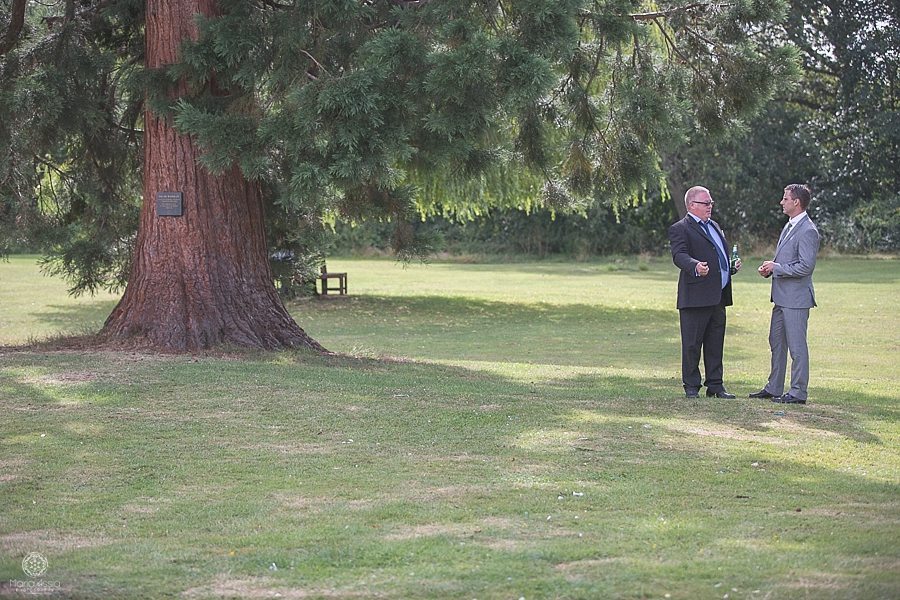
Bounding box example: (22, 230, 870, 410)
(553, 371, 891, 446)
(28, 300, 119, 334)
(9, 292, 888, 450)
(439, 257, 900, 284)
(297, 294, 761, 369)
(428, 261, 678, 281)
(802, 257, 899, 284)
(0, 350, 889, 471)
(0, 350, 897, 597)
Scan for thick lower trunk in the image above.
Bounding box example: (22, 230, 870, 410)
(101, 0, 325, 352)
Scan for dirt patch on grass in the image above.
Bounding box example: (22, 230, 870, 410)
(553, 556, 629, 580)
(244, 441, 335, 456)
(383, 516, 526, 541)
(2, 337, 295, 361)
(421, 452, 495, 463)
(555, 557, 627, 571)
(478, 533, 581, 552)
(278, 485, 490, 515)
(667, 422, 792, 445)
(803, 501, 900, 525)
(780, 572, 853, 591)
(760, 418, 841, 438)
(476, 519, 583, 551)
(0, 458, 27, 483)
(402, 483, 490, 503)
(277, 494, 376, 513)
(552, 557, 631, 584)
(13, 352, 172, 389)
(120, 496, 170, 515)
(382, 522, 474, 540)
(182, 576, 374, 599)
(24, 371, 99, 385)
(0, 530, 114, 555)
(478, 538, 524, 551)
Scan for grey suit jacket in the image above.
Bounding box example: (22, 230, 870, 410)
(771, 214, 820, 309)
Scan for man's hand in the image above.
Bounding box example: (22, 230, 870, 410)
(695, 261, 710, 277)
(758, 260, 776, 278)
(733, 258, 743, 273)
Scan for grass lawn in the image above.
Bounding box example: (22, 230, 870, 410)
(1, 254, 898, 599)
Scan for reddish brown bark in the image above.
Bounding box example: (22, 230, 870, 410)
(102, 0, 325, 352)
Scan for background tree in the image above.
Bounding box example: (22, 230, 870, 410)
(1, 0, 796, 351)
(787, 0, 900, 251)
(663, 0, 899, 251)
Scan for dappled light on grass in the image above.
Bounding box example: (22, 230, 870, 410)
(0, 256, 121, 346)
(2, 348, 898, 597)
(1, 257, 898, 597)
(420, 359, 675, 387)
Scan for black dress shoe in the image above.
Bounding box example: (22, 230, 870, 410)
(685, 389, 700, 398)
(707, 390, 736, 399)
(749, 389, 776, 399)
(773, 393, 806, 404)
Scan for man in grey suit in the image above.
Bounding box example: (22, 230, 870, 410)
(751, 184, 820, 404)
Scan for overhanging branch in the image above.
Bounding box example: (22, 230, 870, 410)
(389, 0, 436, 6)
(628, 2, 733, 22)
(0, 0, 27, 57)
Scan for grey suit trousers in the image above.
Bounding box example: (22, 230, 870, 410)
(766, 305, 810, 400)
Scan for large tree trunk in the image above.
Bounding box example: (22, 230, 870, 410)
(102, 0, 325, 352)
(662, 151, 687, 219)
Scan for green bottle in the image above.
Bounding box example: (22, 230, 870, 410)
(730, 244, 739, 274)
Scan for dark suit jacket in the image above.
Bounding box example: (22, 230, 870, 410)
(668, 215, 733, 309)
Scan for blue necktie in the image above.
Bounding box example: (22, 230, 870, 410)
(700, 221, 729, 275)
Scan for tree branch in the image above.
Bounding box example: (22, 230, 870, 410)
(256, 0, 291, 9)
(784, 94, 825, 112)
(628, 2, 733, 22)
(388, 0, 436, 7)
(0, 0, 27, 57)
(300, 49, 329, 77)
(651, 18, 708, 80)
(42, 0, 113, 30)
(785, 29, 839, 75)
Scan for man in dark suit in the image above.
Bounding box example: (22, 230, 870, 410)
(751, 184, 820, 404)
(668, 186, 742, 398)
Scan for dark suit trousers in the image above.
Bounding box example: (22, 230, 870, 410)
(679, 302, 727, 392)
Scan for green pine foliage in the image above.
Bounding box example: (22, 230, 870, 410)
(1, 1, 796, 292)
(0, 0, 144, 294)
(330, 197, 678, 258)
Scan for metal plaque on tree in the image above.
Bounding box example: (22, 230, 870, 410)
(156, 191, 183, 217)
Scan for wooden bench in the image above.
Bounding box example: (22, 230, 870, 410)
(319, 266, 347, 296)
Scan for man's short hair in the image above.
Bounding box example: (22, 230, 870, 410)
(684, 186, 708, 210)
(785, 184, 811, 210)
